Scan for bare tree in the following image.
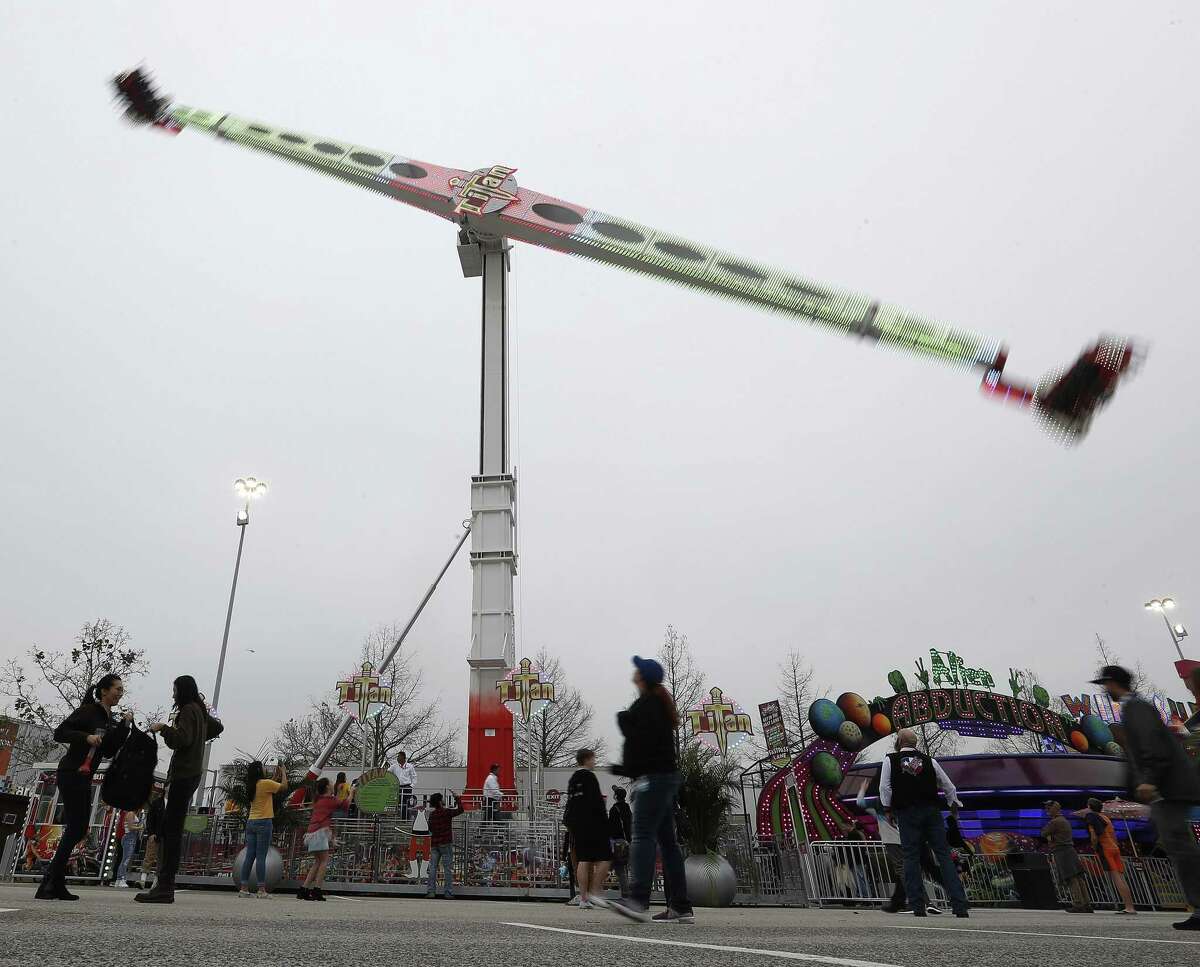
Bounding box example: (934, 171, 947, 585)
(515, 649, 606, 768)
(777, 650, 818, 751)
(658, 624, 706, 751)
(270, 622, 459, 769)
(1, 619, 150, 771)
(1095, 634, 1165, 697)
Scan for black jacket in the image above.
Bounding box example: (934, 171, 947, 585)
(54, 702, 130, 773)
(564, 769, 607, 832)
(616, 691, 677, 779)
(1122, 695, 1200, 803)
(609, 800, 632, 840)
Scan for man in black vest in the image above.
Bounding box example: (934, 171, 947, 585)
(879, 728, 969, 917)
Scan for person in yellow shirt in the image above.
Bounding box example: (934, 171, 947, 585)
(334, 772, 352, 804)
(238, 761, 288, 897)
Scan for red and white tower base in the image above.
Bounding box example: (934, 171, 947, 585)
(463, 232, 516, 796)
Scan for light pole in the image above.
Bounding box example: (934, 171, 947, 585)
(1144, 597, 1190, 662)
(197, 476, 268, 806)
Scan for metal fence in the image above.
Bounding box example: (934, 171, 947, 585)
(171, 806, 568, 895)
(793, 840, 1189, 912)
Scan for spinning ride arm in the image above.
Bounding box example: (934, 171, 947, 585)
(112, 68, 1139, 443)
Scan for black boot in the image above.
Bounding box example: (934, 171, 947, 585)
(297, 887, 311, 900)
(313, 887, 326, 901)
(34, 876, 58, 900)
(135, 877, 174, 904)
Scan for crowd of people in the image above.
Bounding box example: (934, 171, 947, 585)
(27, 657, 1200, 934)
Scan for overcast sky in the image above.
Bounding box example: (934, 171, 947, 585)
(2, 3, 1197, 767)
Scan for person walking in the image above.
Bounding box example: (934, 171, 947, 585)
(878, 728, 969, 918)
(608, 656, 694, 924)
(238, 761, 288, 898)
(482, 764, 503, 821)
(299, 777, 346, 901)
(1075, 798, 1136, 913)
(137, 675, 212, 904)
(857, 782, 918, 913)
(140, 789, 164, 889)
(36, 674, 133, 900)
(1041, 801, 1093, 913)
(1093, 664, 1200, 930)
(608, 786, 632, 898)
(564, 748, 612, 909)
(390, 751, 417, 821)
(114, 808, 143, 887)
(425, 791, 465, 898)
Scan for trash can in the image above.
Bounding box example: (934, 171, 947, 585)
(1006, 851, 1059, 909)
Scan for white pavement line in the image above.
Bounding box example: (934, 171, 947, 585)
(892, 924, 1200, 946)
(0, 908, 18, 914)
(502, 922, 903, 967)
(329, 895, 366, 902)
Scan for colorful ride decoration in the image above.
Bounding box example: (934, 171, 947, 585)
(336, 662, 394, 721)
(756, 740, 858, 843)
(688, 687, 754, 756)
(756, 655, 1129, 843)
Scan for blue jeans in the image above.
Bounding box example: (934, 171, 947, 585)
(628, 772, 689, 912)
(895, 804, 967, 913)
(427, 844, 453, 896)
(117, 831, 139, 881)
(241, 818, 273, 887)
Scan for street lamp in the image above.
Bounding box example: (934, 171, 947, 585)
(1145, 597, 1189, 661)
(197, 477, 268, 806)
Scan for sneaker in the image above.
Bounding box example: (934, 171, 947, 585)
(607, 897, 652, 923)
(652, 908, 695, 924)
(925, 906, 943, 915)
(237, 890, 251, 898)
(588, 896, 610, 910)
(567, 894, 581, 906)
(1172, 917, 1200, 931)
(115, 880, 129, 889)
(578, 899, 593, 910)
(255, 891, 271, 899)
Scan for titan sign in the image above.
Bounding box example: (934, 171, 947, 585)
(887, 689, 1071, 744)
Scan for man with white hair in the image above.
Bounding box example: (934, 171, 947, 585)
(878, 728, 969, 918)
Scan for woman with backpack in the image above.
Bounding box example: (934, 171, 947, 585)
(36, 674, 133, 900)
(238, 760, 288, 898)
(136, 674, 215, 904)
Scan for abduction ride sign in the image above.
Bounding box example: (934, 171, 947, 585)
(887, 688, 1070, 744)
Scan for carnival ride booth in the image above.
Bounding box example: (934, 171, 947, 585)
(4, 762, 168, 886)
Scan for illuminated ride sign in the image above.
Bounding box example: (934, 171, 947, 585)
(336, 662, 394, 721)
(926, 649, 995, 690)
(689, 687, 754, 756)
(887, 689, 1069, 743)
(496, 657, 556, 722)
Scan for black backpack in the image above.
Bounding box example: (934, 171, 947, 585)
(102, 725, 159, 810)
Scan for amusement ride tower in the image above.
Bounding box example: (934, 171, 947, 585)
(111, 69, 1140, 796)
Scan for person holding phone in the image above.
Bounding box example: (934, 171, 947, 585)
(35, 674, 133, 900)
(238, 760, 288, 898)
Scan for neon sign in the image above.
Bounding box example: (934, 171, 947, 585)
(927, 649, 995, 690)
(335, 662, 394, 721)
(496, 657, 556, 722)
(889, 689, 1069, 743)
(689, 687, 754, 756)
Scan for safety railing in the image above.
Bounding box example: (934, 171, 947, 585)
(797, 841, 1189, 912)
(172, 806, 568, 895)
(722, 831, 809, 905)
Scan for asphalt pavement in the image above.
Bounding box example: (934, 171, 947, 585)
(0, 885, 1196, 967)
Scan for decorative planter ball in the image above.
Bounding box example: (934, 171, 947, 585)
(808, 699, 846, 740)
(1104, 741, 1124, 757)
(871, 712, 893, 736)
(1069, 730, 1089, 753)
(232, 845, 284, 890)
(836, 721, 864, 750)
(836, 692, 872, 729)
(810, 751, 844, 788)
